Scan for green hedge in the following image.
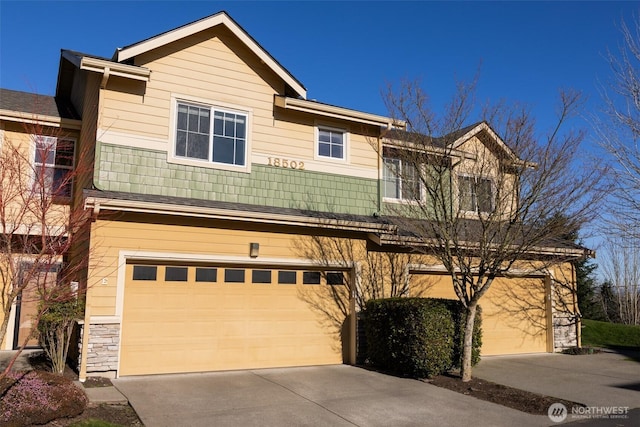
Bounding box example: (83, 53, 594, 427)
(362, 298, 482, 378)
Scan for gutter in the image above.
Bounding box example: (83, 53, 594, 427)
(83, 196, 394, 234)
(0, 109, 82, 130)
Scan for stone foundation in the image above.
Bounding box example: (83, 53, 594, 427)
(77, 321, 120, 375)
(553, 313, 578, 351)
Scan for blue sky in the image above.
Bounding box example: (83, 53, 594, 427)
(0, 0, 637, 254)
(1, 1, 636, 127)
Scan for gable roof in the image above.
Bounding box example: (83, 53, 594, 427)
(382, 121, 526, 165)
(114, 11, 307, 99)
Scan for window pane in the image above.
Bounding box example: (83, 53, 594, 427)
(383, 158, 400, 198)
(327, 272, 344, 285)
(133, 265, 157, 281)
(224, 113, 236, 137)
(53, 168, 72, 197)
(188, 133, 209, 160)
(332, 144, 343, 159)
(278, 271, 297, 284)
(36, 139, 55, 165)
(318, 130, 330, 142)
(177, 105, 188, 130)
(214, 111, 224, 135)
(188, 107, 200, 132)
(225, 269, 245, 283)
(195, 268, 217, 282)
(175, 131, 187, 156)
(165, 267, 188, 281)
(331, 132, 342, 144)
(55, 140, 74, 167)
(213, 136, 235, 164)
(235, 139, 245, 166)
(477, 179, 493, 213)
(303, 271, 321, 285)
(252, 270, 272, 284)
(199, 111, 210, 134)
(459, 176, 474, 211)
(235, 116, 246, 137)
(318, 143, 330, 157)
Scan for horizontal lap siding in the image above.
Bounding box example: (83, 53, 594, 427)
(87, 219, 346, 316)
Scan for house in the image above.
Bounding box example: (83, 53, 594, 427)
(0, 12, 586, 378)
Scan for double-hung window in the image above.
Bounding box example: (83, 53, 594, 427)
(175, 102, 247, 167)
(33, 136, 75, 198)
(383, 151, 421, 201)
(458, 175, 493, 213)
(317, 127, 345, 160)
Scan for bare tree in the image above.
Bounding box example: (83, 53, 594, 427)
(0, 117, 91, 378)
(600, 235, 640, 325)
(378, 79, 602, 381)
(596, 15, 640, 238)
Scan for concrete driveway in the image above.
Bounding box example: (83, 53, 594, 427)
(113, 365, 548, 427)
(474, 350, 640, 408)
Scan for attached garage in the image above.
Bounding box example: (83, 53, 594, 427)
(119, 263, 351, 376)
(412, 273, 552, 356)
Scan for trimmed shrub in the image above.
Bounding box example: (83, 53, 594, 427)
(363, 298, 455, 378)
(435, 299, 482, 369)
(0, 370, 87, 427)
(362, 297, 482, 378)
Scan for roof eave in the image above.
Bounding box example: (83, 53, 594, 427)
(275, 96, 402, 128)
(0, 109, 82, 130)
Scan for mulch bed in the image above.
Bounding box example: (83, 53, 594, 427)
(428, 372, 583, 415)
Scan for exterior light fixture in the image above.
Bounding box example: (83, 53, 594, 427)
(249, 242, 259, 258)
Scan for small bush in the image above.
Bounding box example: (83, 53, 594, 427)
(39, 299, 84, 374)
(364, 298, 455, 378)
(0, 370, 87, 427)
(562, 346, 601, 355)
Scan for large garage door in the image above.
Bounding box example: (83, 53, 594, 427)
(413, 273, 550, 355)
(120, 264, 350, 376)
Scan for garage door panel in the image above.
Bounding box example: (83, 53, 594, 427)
(413, 273, 548, 356)
(120, 264, 347, 376)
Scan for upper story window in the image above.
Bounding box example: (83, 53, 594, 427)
(458, 175, 493, 213)
(383, 149, 421, 201)
(316, 126, 346, 160)
(175, 102, 247, 167)
(33, 136, 75, 198)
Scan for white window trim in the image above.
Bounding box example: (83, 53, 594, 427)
(382, 154, 424, 203)
(314, 123, 349, 163)
(168, 94, 252, 174)
(457, 173, 494, 214)
(31, 135, 76, 198)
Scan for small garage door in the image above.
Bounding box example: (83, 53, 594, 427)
(120, 264, 349, 376)
(413, 273, 550, 355)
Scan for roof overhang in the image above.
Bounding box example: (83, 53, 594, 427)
(115, 12, 306, 98)
(84, 195, 393, 234)
(275, 96, 402, 128)
(374, 233, 593, 259)
(62, 51, 150, 82)
(0, 109, 82, 130)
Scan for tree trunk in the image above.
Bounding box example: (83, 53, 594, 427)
(460, 302, 478, 382)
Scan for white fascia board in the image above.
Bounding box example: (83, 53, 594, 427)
(79, 57, 150, 82)
(0, 110, 82, 130)
(116, 13, 306, 98)
(275, 96, 401, 128)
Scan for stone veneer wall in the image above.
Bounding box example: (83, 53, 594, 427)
(553, 313, 578, 351)
(77, 322, 120, 375)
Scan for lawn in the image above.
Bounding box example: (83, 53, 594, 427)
(582, 319, 640, 350)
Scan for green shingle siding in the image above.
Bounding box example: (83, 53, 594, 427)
(95, 143, 379, 216)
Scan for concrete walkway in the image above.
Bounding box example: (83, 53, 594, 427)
(113, 365, 549, 427)
(473, 351, 640, 408)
